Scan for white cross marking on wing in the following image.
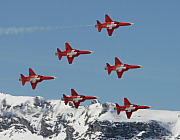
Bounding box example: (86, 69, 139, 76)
(73, 96, 83, 103)
(67, 50, 77, 57)
(30, 75, 40, 83)
(125, 105, 136, 112)
(106, 22, 117, 29)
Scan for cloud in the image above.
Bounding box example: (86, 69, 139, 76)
(0, 25, 93, 36)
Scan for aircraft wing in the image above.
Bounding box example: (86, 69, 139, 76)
(124, 98, 131, 106)
(105, 14, 112, 22)
(71, 89, 79, 96)
(30, 81, 38, 90)
(67, 56, 75, 64)
(126, 111, 133, 119)
(29, 68, 36, 76)
(73, 101, 81, 109)
(116, 70, 124, 79)
(107, 29, 114, 36)
(65, 42, 73, 51)
(115, 57, 122, 65)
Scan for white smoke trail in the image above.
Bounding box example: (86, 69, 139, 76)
(0, 78, 19, 80)
(0, 25, 94, 36)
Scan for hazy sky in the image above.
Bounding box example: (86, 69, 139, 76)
(0, 1, 180, 111)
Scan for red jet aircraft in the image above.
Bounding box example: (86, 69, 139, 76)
(19, 68, 57, 90)
(105, 57, 143, 79)
(55, 42, 94, 64)
(115, 98, 151, 119)
(62, 89, 99, 109)
(95, 14, 134, 36)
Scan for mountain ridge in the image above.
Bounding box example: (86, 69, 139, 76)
(0, 93, 180, 140)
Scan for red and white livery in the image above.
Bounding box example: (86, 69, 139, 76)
(95, 14, 134, 36)
(19, 68, 57, 90)
(55, 42, 94, 64)
(105, 57, 143, 79)
(115, 98, 151, 119)
(62, 89, 98, 109)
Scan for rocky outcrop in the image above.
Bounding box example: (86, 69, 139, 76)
(87, 120, 171, 139)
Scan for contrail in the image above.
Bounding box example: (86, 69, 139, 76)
(0, 78, 19, 80)
(0, 25, 94, 36)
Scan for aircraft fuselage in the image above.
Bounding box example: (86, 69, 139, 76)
(97, 21, 132, 30)
(19, 75, 56, 83)
(56, 50, 92, 58)
(105, 64, 142, 72)
(63, 95, 97, 103)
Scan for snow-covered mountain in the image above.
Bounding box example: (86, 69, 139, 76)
(0, 93, 180, 140)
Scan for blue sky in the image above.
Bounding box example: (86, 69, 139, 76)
(0, 1, 180, 111)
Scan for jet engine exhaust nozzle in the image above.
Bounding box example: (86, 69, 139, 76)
(104, 66, 108, 70)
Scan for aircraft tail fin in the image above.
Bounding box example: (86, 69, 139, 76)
(106, 63, 112, 75)
(20, 74, 26, 86)
(63, 94, 68, 105)
(57, 48, 62, 60)
(96, 20, 102, 32)
(116, 103, 121, 115)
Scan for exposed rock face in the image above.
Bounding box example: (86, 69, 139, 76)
(91, 99, 99, 105)
(87, 120, 171, 139)
(0, 93, 179, 140)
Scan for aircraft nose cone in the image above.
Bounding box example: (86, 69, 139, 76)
(140, 66, 144, 68)
(130, 23, 135, 25)
(54, 77, 58, 79)
(90, 51, 94, 53)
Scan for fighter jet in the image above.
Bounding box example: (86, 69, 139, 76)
(105, 57, 143, 79)
(55, 42, 94, 64)
(62, 89, 99, 109)
(95, 14, 134, 36)
(115, 98, 151, 119)
(19, 68, 57, 90)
